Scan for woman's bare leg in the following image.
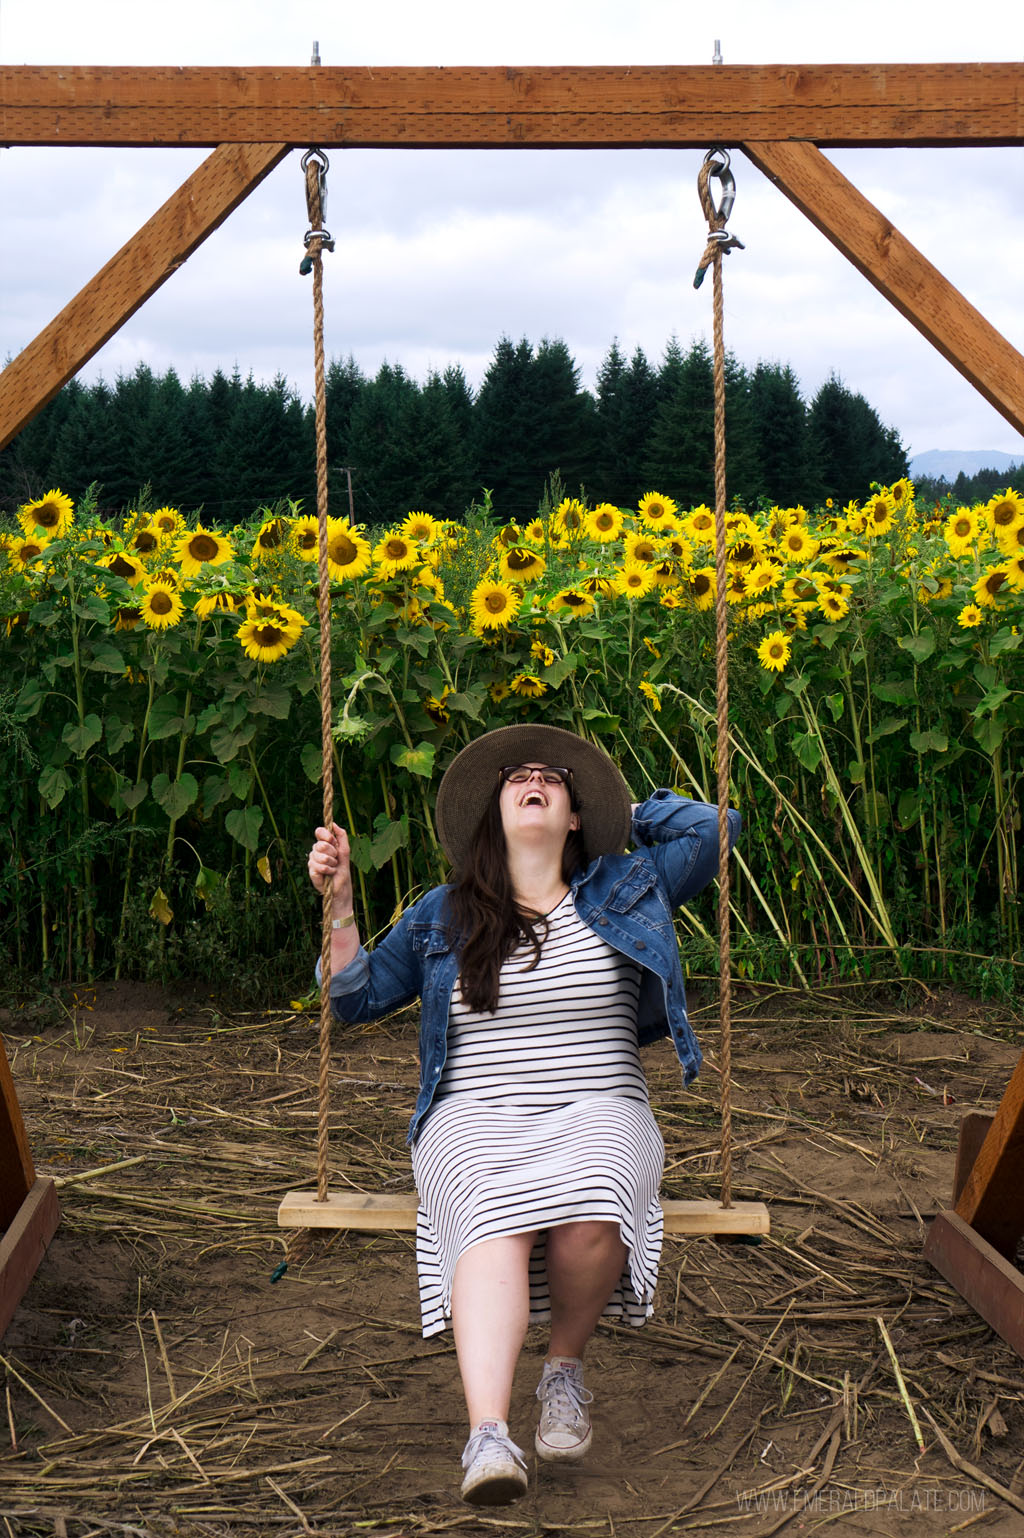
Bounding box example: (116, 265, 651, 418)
(451, 1231, 537, 1427)
(545, 1221, 628, 1360)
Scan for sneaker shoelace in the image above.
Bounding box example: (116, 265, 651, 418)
(537, 1366, 594, 1428)
(462, 1426, 527, 1473)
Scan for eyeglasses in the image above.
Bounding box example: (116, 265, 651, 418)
(499, 765, 573, 786)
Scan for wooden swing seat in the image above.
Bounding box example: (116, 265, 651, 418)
(278, 1189, 769, 1236)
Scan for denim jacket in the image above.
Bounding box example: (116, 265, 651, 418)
(323, 790, 740, 1144)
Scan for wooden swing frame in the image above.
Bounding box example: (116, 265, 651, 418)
(1, 58, 1022, 1312)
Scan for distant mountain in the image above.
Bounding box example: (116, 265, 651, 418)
(909, 449, 1023, 481)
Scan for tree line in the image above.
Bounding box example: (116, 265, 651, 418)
(0, 335, 908, 525)
(914, 462, 1024, 508)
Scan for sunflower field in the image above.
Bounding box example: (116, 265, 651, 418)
(2, 479, 1022, 998)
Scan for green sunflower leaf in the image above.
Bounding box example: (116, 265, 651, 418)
(151, 772, 199, 819)
(390, 742, 435, 778)
(39, 764, 72, 809)
(909, 729, 948, 753)
(226, 805, 264, 851)
(897, 629, 936, 663)
(62, 715, 103, 757)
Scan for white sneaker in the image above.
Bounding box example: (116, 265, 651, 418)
(460, 1419, 528, 1505)
(535, 1357, 594, 1461)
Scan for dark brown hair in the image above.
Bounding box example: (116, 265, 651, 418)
(447, 786, 586, 1014)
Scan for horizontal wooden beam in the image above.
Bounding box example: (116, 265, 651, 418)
(743, 140, 1024, 438)
(0, 141, 289, 452)
(278, 1190, 770, 1236)
(2, 64, 1023, 149)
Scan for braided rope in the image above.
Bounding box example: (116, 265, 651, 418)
(304, 153, 334, 1205)
(696, 153, 735, 1209)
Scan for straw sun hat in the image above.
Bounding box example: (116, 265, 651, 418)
(434, 723, 633, 869)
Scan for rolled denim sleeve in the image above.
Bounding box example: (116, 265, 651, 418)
(313, 902, 426, 1025)
(631, 789, 741, 908)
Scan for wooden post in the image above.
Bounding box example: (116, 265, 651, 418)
(1, 1036, 60, 1340)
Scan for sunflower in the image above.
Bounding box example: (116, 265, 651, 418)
(659, 590, 684, 609)
(291, 515, 320, 561)
(746, 560, 782, 595)
(581, 573, 618, 599)
(986, 489, 1024, 536)
(957, 603, 984, 629)
(113, 607, 142, 631)
(638, 679, 662, 711)
(413, 565, 445, 600)
(194, 592, 242, 618)
(725, 570, 750, 606)
(8, 535, 51, 569)
(176, 524, 234, 577)
(531, 640, 557, 668)
(150, 507, 183, 536)
(615, 561, 657, 599)
(373, 530, 420, 578)
(1004, 556, 1024, 592)
(996, 520, 1024, 560)
(782, 576, 818, 606)
(424, 688, 451, 724)
(817, 591, 849, 622)
(973, 566, 1010, 607)
(500, 546, 547, 582)
(863, 492, 896, 537)
(326, 520, 372, 581)
(944, 507, 982, 558)
(547, 587, 596, 619)
(100, 551, 146, 586)
(398, 511, 439, 545)
(586, 503, 624, 542)
(889, 477, 915, 509)
(489, 680, 512, 703)
(140, 582, 185, 630)
(686, 568, 717, 611)
(623, 531, 659, 566)
(17, 489, 74, 539)
(251, 516, 290, 562)
(509, 671, 548, 699)
(549, 499, 586, 544)
(757, 631, 792, 672)
(778, 526, 819, 563)
(637, 492, 679, 531)
(651, 559, 681, 589)
(237, 615, 301, 663)
(129, 525, 163, 559)
(524, 518, 547, 544)
(685, 506, 716, 542)
(470, 578, 521, 632)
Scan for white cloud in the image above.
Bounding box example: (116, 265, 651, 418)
(1, 0, 1023, 462)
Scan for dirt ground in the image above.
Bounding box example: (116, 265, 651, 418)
(2, 979, 1024, 1538)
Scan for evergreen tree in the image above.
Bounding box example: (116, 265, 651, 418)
(747, 361, 809, 506)
(472, 336, 539, 518)
(643, 339, 716, 505)
(347, 362, 426, 525)
(808, 374, 908, 504)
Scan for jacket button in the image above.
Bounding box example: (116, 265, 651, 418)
(635, 939, 646, 951)
(598, 916, 608, 926)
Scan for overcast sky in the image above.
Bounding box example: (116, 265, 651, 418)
(2, 0, 1023, 467)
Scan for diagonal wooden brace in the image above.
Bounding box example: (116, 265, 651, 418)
(0, 141, 289, 451)
(742, 140, 1024, 438)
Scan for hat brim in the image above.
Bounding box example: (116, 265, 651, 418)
(435, 723, 633, 869)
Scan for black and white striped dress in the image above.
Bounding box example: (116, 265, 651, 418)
(411, 894, 665, 1338)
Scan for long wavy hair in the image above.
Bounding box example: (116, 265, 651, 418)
(447, 784, 587, 1014)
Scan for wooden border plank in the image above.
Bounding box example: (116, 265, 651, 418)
(924, 1210, 1024, 1361)
(742, 140, 1024, 438)
(952, 1111, 995, 1206)
(277, 1190, 770, 1236)
(0, 1035, 35, 1229)
(0, 141, 289, 451)
(1, 64, 1023, 148)
(0, 1178, 60, 1343)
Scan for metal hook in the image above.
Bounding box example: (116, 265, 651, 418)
(702, 147, 735, 226)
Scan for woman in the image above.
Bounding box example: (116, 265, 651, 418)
(307, 723, 739, 1506)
